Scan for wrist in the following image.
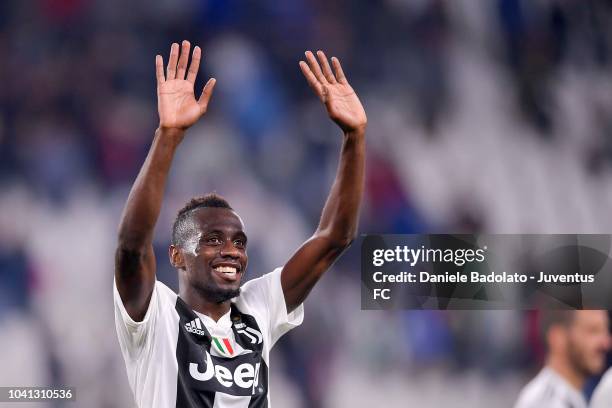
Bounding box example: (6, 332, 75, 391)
(343, 125, 366, 139)
(156, 127, 186, 144)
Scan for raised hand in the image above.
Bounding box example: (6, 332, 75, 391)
(299, 51, 367, 133)
(156, 41, 216, 130)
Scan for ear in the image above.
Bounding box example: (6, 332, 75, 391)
(548, 325, 568, 352)
(169, 244, 186, 270)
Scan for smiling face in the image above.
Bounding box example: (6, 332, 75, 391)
(170, 207, 248, 303)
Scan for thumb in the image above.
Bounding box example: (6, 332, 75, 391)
(198, 78, 217, 109)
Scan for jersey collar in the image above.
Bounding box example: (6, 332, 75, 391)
(194, 308, 233, 330)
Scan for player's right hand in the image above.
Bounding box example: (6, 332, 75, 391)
(156, 40, 216, 131)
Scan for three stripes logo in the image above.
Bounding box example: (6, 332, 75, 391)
(185, 318, 206, 336)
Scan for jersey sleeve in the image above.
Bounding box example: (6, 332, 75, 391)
(239, 267, 304, 347)
(113, 277, 162, 361)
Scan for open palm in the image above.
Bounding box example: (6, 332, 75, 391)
(299, 51, 367, 133)
(156, 41, 216, 130)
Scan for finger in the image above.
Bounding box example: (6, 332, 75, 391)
(316, 50, 336, 83)
(176, 40, 190, 80)
(198, 78, 216, 108)
(331, 57, 347, 84)
(299, 61, 324, 99)
(186, 46, 201, 83)
(166, 42, 179, 80)
(305, 51, 327, 84)
(155, 55, 165, 84)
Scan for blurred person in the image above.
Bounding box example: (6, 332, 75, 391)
(514, 310, 610, 408)
(113, 40, 367, 407)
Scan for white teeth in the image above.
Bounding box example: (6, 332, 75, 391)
(215, 266, 237, 274)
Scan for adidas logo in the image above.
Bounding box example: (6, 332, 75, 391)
(185, 318, 206, 336)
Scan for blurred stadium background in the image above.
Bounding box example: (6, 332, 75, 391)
(2, 0, 612, 406)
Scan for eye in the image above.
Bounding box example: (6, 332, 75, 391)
(233, 238, 246, 248)
(206, 236, 222, 245)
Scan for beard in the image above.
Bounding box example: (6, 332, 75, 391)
(194, 280, 241, 303)
(567, 340, 603, 377)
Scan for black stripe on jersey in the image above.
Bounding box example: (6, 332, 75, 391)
(174, 296, 269, 407)
(176, 297, 216, 408)
(230, 306, 268, 408)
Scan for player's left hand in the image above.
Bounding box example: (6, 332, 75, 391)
(299, 51, 367, 134)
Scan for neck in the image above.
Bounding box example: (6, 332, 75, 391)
(546, 355, 586, 391)
(180, 285, 231, 322)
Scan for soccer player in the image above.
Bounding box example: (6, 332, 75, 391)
(514, 310, 610, 408)
(113, 40, 366, 407)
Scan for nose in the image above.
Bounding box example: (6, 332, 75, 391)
(219, 239, 240, 258)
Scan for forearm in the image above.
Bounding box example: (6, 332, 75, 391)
(282, 50, 366, 310)
(316, 128, 365, 246)
(117, 127, 183, 248)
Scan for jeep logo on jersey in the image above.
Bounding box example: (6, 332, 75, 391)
(175, 299, 270, 404)
(189, 349, 261, 392)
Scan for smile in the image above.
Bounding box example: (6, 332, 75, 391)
(213, 265, 241, 282)
(214, 265, 238, 276)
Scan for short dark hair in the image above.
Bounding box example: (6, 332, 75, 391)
(540, 310, 576, 344)
(172, 193, 232, 247)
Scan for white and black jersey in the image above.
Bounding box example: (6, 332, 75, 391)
(514, 367, 587, 408)
(114, 267, 304, 408)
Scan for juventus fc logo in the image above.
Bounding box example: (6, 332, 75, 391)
(234, 322, 263, 344)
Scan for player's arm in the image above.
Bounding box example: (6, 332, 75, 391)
(115, 41, 216, 321)
(281, 51, 367, 313)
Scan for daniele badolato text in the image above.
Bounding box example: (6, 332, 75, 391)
(371, 246, 595, 284)
(373, 271, 595, 284)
